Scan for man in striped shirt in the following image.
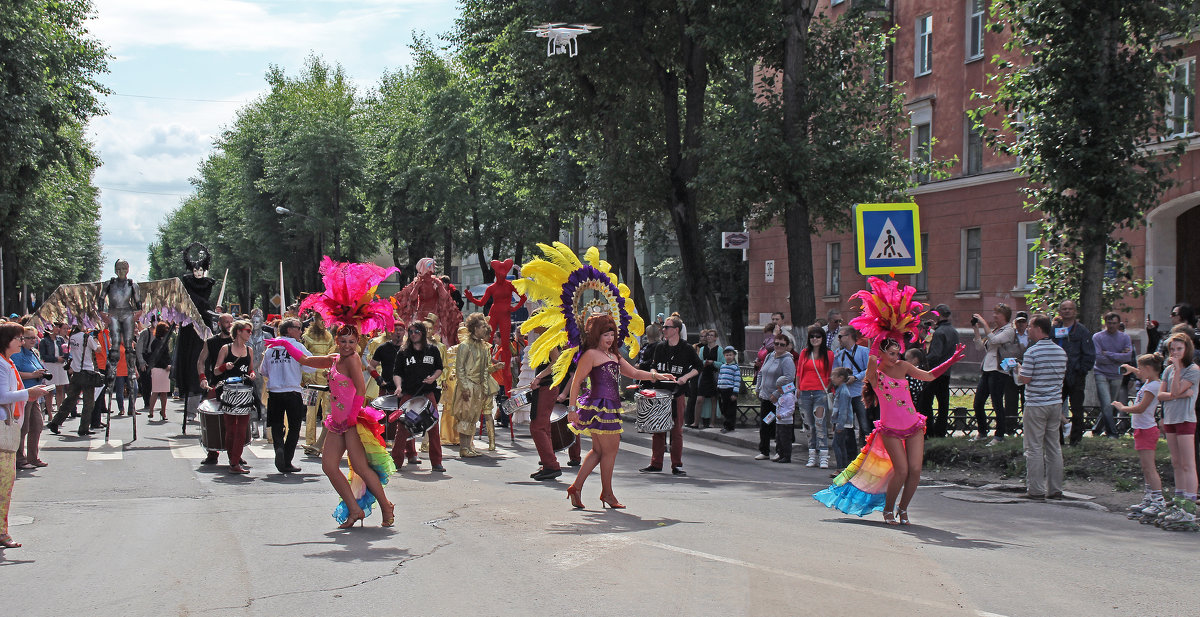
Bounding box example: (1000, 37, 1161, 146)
(1015, 314, 1068, 500)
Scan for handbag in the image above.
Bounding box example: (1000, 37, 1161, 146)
(78, 369, 106, 388)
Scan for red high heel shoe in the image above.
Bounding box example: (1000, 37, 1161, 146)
(566, 485, 584, 509)
(599, 494, 625, 509)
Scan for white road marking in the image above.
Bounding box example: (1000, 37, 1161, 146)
(86, 438, 124, 461)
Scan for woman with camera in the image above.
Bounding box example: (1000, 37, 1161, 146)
(971, 304, 1022, 446)
(1, 322, 56, 548)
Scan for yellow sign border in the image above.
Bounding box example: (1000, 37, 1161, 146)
(855, 203, 923, 275)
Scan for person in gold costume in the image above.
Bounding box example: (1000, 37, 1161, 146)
(455, 313, 502, 456)
(302, 313, 336, 456)
(437, 325, 469, 447)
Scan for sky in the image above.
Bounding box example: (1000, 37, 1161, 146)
(86, 0, 463, 281)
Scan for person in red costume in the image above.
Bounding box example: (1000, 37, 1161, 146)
(463, 259, 526, 393)
(392, 258, 462, 344)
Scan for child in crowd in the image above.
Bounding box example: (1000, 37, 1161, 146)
(1113, 353, 1164, 519)
(773, 374, 796, 463)
(904, 348, 927, 403)
(716, 346, 741, 434)
(830, 367, 856, 469)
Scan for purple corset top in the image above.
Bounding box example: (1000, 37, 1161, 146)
(587, 361, 621, 401)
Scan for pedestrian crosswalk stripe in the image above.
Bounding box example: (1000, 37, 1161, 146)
(87, 438, 124, 461)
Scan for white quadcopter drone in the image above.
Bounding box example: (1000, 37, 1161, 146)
(525, 23, 601, 57)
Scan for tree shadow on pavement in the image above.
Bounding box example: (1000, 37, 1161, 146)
(828, 518, 1022, 550)
(546, 511, 696, 535)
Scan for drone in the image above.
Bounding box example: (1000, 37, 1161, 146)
(525, 23, 601, 57)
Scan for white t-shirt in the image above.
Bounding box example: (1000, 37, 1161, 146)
(1131, 380, 1160, 430)
(69, 331, 99, 372)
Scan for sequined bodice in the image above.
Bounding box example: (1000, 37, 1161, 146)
(588, 360, 621, 401)
(876, 370, 920, 431)
(328, 356, 356, 404)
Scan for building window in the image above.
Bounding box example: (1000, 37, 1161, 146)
(965, 114, 984, 175)
(1167, 58, 1195, 137)
(1017, 221, 1039, 289)
(912, 232, 929, 292)
(827, 242, 841, 296)
(966, 0, 985, 61)
(915, 14, 933, 76)
(913, 123, 932, 183)
(961, 227, 981, 291)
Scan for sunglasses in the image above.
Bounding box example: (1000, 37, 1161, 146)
(774, 342, 787, 347)
(1171, 312, 1180, 317)
(663, 325, 679, 330)
(809, 334, 824, 339)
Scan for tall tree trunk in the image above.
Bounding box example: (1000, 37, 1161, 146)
(604, 208, 651, 321)
(782, 0, 819, 331)
(1078, 230, 1107, 332)
(645, 5, 726, 337)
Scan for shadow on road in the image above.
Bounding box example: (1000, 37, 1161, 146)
(267, 528, 407, 563)
(547, 511, 695, 535)
(828, 518, 1025, 550)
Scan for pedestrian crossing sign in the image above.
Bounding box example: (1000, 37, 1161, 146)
(855, 203, 922, 275)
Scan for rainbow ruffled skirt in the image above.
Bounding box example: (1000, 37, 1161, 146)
(333, 412, 397, 524)
(812, 428, 895, 516)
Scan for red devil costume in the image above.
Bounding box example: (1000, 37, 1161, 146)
(464, 259, 526, 392)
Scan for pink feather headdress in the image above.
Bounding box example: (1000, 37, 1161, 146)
(848, 276, 930, 343)
(298, 256, 398, 334)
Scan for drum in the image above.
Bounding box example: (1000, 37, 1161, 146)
(219, 382, 256, 416)
(302, 383, 329, 406)
(199, 399, 225, 451)
(549, 404, 575, 451)
(635, 388, 675, 434)
(501, 387, 533, 415)
(396, 396, 438, 438)
(369, 395, 402, 441)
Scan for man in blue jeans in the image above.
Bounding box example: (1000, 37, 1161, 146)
(833, 325, 870, 447)
(1091, 312, 1131, 438)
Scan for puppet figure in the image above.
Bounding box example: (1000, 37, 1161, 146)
(463, 258, 526, 392)
(392, 258, 462, 344)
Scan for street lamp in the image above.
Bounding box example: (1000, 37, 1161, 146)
(275, 206, 317, 221)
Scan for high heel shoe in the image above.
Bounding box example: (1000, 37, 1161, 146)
(338, 511, 366, 529)
(566, 485, 584, 509)
(599, 494, 626, 509)
(882, 511, 898, 526)
(897, 509, 910, 525)
(381, 502, 395, 527)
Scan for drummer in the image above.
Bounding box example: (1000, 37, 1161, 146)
(259, 318, 314, 473)
(367, 321, 405, 395)
(197, 313, 234, 465)
(213, 320, 258, 474)
(640, 315, 701, 476)
(527, 341, 582, 481)
(390, 322, 445, 472)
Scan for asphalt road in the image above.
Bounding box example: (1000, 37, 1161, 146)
(4, 400, 1194, 617)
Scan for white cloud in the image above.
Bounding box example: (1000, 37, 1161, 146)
(90, 0, 442, 55)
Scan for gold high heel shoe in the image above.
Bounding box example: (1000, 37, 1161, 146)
(338, 511, 366, 529)
(381, 502, 395, 527)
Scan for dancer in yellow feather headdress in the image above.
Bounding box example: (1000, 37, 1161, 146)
(515, 243, 645, 386)
(516, 243, 672, 509)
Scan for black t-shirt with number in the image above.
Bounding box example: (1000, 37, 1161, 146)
(394, 345, 443, 395)
(649, 340, 702, 397)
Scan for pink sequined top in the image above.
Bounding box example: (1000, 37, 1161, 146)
(324, 354, 381, 434)
(874, 369, 926, 439)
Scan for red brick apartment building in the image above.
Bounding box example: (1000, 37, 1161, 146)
(748, 0, 1200, 348)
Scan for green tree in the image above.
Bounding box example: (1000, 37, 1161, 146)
(974, 0, 1199, 327)
(0, 0, 108, 313)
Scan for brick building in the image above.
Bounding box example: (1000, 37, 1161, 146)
(748, 0, 1200, 352)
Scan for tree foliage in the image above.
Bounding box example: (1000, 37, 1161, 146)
(0, 0, 108, 313)
(974, 0, 1199, 326)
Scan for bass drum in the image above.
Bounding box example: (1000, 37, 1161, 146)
(198, 399, 252, 451)
(548, 404, 575, 451)
(396, 396, 438, 438)
(369, 395, 402, 441)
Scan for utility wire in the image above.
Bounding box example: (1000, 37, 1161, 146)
(108, 92, 245, 104)
(97, 185, 191, 197)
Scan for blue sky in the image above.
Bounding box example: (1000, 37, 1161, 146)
(87, 0, 463, 281)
